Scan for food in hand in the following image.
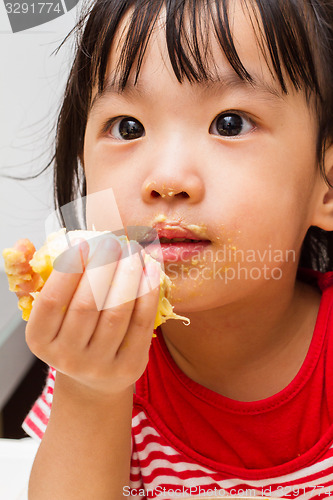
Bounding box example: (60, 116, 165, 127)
(2, 229, 190, 329)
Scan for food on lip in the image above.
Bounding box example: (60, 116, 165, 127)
(186, 224, 208, 240)
(2, 229, 190, 330)
(150, 213, 209, 239)
(138, 219, 211, 263)
(156, 224, 209, 241)
(153, 214, 167, 223)
(137, 223, 210, 248)
(150, 221, 209, 242)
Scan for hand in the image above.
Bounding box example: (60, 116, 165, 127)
(25, 236, 160, 396)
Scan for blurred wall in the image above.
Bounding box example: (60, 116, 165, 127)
(0, 2, 83, 269)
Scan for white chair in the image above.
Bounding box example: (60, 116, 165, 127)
(0, 437, 39, 500)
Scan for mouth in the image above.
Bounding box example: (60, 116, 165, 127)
(139, 222, 210, 244)
(139, 223, 211, 262)
(158, 237, 209, 245)
(148, 239, 211, 263)
(139, 234, 211, 248)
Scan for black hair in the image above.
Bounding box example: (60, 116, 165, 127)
(53, 0, 333, 271)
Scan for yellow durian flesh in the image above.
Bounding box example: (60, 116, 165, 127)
(27, 229, 190, 329)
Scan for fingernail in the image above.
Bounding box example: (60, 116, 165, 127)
(129, 240, 142, 255)
(120, 240, 143, 260)
(88, 236, 120, 268)
(146, 260, 161, 288)
(100, 235, 120, 252)
(54, 242, 87, 274)
(76, 240, 89, 263)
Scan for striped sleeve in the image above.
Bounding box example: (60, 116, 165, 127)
(22, 367, 145, 497)
(22, 366, 56, 440)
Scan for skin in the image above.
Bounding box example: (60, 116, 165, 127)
(26, 2, 333, 498)
(83, 4, 333, 400)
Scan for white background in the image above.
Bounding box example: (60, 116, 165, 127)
(0, 2, 83, 269)
(0, 10, 84, 494)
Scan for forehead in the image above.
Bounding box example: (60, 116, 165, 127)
(102, 1, 285, 96)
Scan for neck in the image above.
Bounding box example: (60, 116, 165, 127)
(160, 273, 321, 401)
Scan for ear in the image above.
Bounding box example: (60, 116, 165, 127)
(311, 145, 333, 231)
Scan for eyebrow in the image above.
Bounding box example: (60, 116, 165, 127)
(198, 73, 284, 100)
(89, 71, 284, 112)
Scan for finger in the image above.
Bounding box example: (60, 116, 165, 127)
(26, 240, 90, 347)
(88, 241, 145, 353)
(54, 235, 122, 349)
(115, 259, 160, 367)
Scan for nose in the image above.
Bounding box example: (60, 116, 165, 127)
(141, 138, 205, 204)
(144, 183, 196, 200)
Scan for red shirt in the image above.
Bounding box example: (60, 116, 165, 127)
(23, 271, 333, 498)
(137, 273, 333, 470)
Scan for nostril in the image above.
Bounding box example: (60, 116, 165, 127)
(150, 190, 189, 198)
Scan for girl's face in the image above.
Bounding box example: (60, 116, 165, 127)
(83, 4, 325, 312)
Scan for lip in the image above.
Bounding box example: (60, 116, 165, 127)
(157, 240, 211, 262)
(141, 221, 210, 242)
(156, 227, 206, 241)
(140, 221, 211, 262)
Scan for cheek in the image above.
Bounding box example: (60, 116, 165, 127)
(84, 131, 125, 192)
(236, 184, 308, 235)
(208, 151, 316, 255)
(83, 130, 139, 229)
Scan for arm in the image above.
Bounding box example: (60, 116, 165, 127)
(29, 375, 133, 499)
(26, 238, 160, 499)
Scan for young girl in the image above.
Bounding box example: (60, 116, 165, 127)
(22, 0, 333, 498)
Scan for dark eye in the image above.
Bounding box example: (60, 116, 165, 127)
(210, 113, 254, 137)
(109, 117, 145, 140)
